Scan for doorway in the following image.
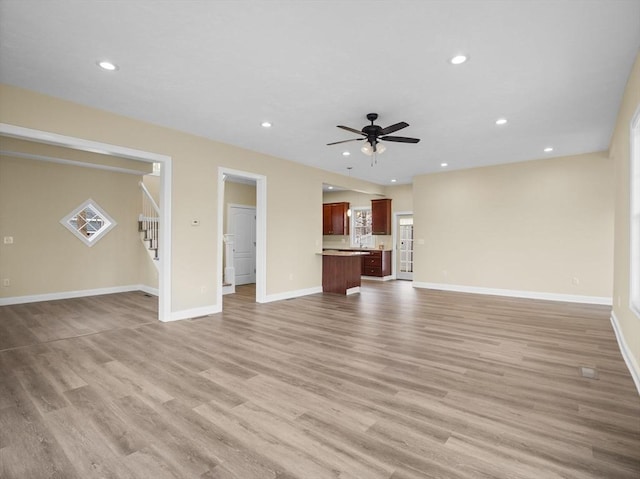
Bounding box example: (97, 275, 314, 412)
(396, 214, 414, 280)
(0, 123, 172, 321)
(217, 167, 266, 309)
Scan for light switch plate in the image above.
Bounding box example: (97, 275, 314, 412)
(3, 236, 13, 244)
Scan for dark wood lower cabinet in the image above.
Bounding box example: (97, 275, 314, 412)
(361, 250, 391, 277)
(322, 254, 362, 294)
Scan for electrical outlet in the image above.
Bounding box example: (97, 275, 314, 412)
(572, 277, 580, 285)
(2, 278, 10, 287)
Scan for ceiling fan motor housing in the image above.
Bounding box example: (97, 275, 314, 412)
(363, 113, 382, 146)
(362, 124, 382, 145)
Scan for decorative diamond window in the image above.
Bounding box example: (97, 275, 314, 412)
(60, 199, 116, 247)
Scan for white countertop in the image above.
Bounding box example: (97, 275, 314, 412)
(318, 251, 371, 256)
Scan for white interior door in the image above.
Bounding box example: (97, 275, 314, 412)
(229, 205, 256, 285)
(397, 215, 414, 280)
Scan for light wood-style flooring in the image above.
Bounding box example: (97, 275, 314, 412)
(1, 281, 639, 478)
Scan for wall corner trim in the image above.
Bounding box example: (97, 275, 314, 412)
(610, 311, 640, 395)
(261, 286, 323, 303)
(412, 282, 613, 305)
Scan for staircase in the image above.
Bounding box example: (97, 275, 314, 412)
(139, 182, 160, 267)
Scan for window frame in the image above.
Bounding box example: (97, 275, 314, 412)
(350, 206, 375, 248)
(60, 199, 117, 247)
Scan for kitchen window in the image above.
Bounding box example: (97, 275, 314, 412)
(351, 207, 374, 248)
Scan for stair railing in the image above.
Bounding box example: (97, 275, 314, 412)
(139, 181, 160, 260)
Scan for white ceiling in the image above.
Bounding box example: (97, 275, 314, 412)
(1, 1, 638, 185)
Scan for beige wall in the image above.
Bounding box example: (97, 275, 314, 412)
(412, 152, 614, 298)
(384, 183, 413, 212)
(609, 52, 640, 382)
(0, 137, 154, 174)
(0, 84, 383, 313)
(142, 174, 161, 205)
(224, 181, 257, 233)
(0, 154, 153, 298)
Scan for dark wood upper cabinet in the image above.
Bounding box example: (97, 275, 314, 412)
(322, 204, 333, 235)
(323, 202, 350, 235)
(371, 198, 392, 235)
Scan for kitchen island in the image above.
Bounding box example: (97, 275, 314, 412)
(320, 250, 370, 295)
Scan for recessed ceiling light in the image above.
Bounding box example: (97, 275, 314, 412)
(544, 147, 554, 152)
(342, 151, 351, 156)
(450, 55, 467, 65)
(390, 179, 397, 183)
(261, 121, 272, 128)
(327, 186, 334, 190)
(441, 162, 448, 167)
(97, 60, 118, 71)
(495, 118, 508, 125)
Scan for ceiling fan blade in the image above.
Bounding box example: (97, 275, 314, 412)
(326, 138, 365, 146)
(337, 125, 366, 136)
(380, 135, 420, 143)
(379, 121, 409, 135)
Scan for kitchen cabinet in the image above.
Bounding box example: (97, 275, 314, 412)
(323, 202, 350, 235)
(321, 251, 368, 294)
(361, 250, 392, 277)
(371, 198, 392, 235)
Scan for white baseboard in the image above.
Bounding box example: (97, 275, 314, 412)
(362, 275, 394, 282)
(412, 282, 612, 305)
(610, 311, 640, 395)
(139, 285, 159, 296)
(0, 284, 157, 306)
(261, 286, 322, 303)
(168, 304, 221, 322)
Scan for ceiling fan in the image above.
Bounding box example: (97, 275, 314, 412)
(327, 113, 420, 157)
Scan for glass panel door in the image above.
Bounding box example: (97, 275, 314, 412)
(397, 215, 413, 280)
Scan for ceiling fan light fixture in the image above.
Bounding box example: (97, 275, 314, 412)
(361, 143, 373, 156)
